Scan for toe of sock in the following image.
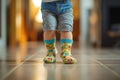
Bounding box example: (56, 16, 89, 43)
(43, 56, 56, 63)
(62, 56, 77, 64)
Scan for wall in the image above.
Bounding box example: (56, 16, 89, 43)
(80, 0, 93, 45)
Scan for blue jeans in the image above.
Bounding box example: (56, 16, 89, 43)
(41, 0, 72, 15)
(41, 0, 73, 32)
(42, 8, 74, 31)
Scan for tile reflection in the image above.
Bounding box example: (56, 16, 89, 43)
(0, 43, 120, 80)
(43, 64, 80, 80)
(15, 64, 47, 80)
(34, 64, 47, 80)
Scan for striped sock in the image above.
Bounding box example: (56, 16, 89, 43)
(60, 39, 77, 64)
(43, 39, 57, 63)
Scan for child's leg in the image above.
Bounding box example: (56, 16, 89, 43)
(44, 31, 56, 40)
(60, 31, 77, 64)
(60, 31, 73, 39)
(43, 30, 57, 63)
(42, 9, 58, 63)
(57, 7, 77, 64)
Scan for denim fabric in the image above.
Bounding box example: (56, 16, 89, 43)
(41, 0, 72, 15)
(42, 8, 73, 32)
(42, 0, 60, 2)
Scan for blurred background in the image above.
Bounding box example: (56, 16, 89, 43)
(0, 0, 120, 48)
(0, 0, 120, 80)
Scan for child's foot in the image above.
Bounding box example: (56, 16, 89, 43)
(61, 53, 77, 64)
(44, 49, 57, 63)
(60, 42, 77, 64)
(43, 41, 57, 63)
(43, 53, 56, 63)
(62, 56, 77, 64)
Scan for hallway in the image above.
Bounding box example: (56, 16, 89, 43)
(0, 42, 120, 80)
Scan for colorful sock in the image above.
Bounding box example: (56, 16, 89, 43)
(43, 39, 57, 63)
(60, 39, 77, 64)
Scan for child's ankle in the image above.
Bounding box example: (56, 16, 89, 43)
(60, 39, 73, 58)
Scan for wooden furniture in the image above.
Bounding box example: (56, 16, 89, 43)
(72, 0, 80, 41)
(8, 0, 27, 47)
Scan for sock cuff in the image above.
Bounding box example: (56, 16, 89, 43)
(60, 39, 73, 44)
(44, 39, 56, 44)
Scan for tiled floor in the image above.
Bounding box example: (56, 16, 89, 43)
(0, 42, 120, 80)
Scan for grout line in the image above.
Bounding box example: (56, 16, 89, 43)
(94, 59, 120, 79)
(96, 58, 120, 60)
(1, 53, 37, 80)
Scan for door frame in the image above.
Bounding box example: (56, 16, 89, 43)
(0, 0, 7, 47)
